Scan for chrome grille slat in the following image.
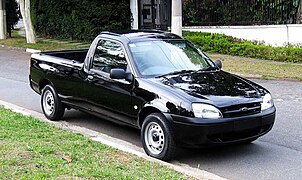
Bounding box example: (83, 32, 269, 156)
(221, 102, 261, 118)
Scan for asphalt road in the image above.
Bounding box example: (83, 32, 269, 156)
(1, 47, 302, 180)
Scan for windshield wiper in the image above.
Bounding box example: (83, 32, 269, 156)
(156, 67, 218, 78)
(196, 66, 219, 72)
(156, 70, 195, 78)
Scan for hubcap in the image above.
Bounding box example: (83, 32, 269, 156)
(43, 90, 55, 116)
(144, 121, 165, 155)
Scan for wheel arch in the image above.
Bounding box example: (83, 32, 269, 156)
(39, 79, 54, 93)
(137, 101, 172, 129)
(138, 106, 160, 129)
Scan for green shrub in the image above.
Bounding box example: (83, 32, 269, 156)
(183, 31, 302, 63)
(31, 0, 131, 41)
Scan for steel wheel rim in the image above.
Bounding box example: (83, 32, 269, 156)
(43, 90, 55, 116)
(144, 121, 165, 155)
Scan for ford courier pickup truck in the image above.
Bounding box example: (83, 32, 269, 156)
(29, 30, 276, 161)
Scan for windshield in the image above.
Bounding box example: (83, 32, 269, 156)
(128, 40, 214, 76)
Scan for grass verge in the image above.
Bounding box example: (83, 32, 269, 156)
(0, 30, 89, 51)
(208, 54, 302, 81)
(0, 107, 186, 179)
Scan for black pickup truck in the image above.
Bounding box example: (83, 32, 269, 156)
(29, 30, 276, 161)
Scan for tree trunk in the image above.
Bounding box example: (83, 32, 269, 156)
(8, 24, 11, 37)
(297, 0, 302, 24)
(18, 0, 36, 43)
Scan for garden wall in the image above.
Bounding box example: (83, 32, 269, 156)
(184, 24, 302, 46)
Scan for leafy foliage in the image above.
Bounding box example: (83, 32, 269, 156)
(183, 31, 302, 63)
(31, 0, 131, 41)
(6, 0, 19, 37)
(183, 0, 300, 26)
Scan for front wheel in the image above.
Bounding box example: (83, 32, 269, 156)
(141, 113, 176, 161)
(41, 85, 65, 120)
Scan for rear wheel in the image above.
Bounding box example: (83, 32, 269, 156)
(141, 113, 176, 161)
(41, 85, 65, 120)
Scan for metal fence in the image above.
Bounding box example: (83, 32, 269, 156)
(183, 0, 300, 26)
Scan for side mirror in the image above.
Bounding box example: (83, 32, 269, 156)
(110, 68, 133, 82)
(214, 59, 222, 69)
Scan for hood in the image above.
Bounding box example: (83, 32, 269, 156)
(155, 70, 264, 106)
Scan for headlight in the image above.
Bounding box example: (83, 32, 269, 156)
(192, 103, 222, 119)
(261, 93, 274, 111)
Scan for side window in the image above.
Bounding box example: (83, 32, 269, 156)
(92, 40, 127, 73)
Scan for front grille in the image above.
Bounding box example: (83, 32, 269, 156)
(220, 102, 261, 118)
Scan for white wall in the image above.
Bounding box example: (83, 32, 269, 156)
(183, 24, 302, 47)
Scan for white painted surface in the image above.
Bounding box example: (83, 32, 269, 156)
(171, 0, 182, 37)
(0, 9, 6, 39)
(130, 0, 139, 29)
(26, 48, 41, 54)
(184, 24, 302, 46)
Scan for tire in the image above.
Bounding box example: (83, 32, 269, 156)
(41, 85, 65, 120)
(141, 113, 176, 161)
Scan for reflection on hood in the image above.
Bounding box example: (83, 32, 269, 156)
(160, 71, 261, 98)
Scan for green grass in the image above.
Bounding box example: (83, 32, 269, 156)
(0, 30, 89, 51)
(0, 107, 186, 179)
(208, 54, 302, 81)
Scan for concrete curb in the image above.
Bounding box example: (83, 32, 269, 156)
(26, 48, 41, 54)
(0, 100, 227, 180)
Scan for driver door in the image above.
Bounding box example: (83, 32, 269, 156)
(84, 39, 135, 126)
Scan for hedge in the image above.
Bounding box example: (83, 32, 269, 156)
(183, 31, 302, 63)
(31, 0, 131, 41)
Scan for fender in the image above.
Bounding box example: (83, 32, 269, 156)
(137, 98, 182, 128)
(39, 78, 56, 94)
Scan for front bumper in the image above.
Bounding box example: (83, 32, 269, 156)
(164, 106, 276, 147)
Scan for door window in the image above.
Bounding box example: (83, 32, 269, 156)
(92, 40, 127, 73)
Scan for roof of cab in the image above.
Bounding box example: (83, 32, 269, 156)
(99, 30, 183, 42)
